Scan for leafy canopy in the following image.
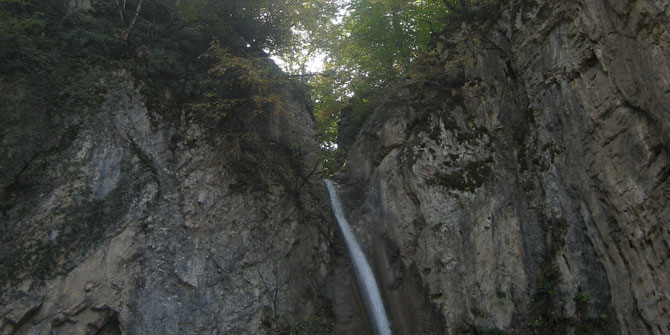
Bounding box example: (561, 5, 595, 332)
(292, 0, 500, 175)
(300, 0, 451, 174)
(0, 0, 498, 176)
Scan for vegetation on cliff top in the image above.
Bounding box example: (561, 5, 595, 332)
(293, 0, 501, 175)
(0, 0, 335, 116)
(0, 0, 497, 175)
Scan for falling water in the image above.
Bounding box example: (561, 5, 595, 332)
(324, 179, 392, 335)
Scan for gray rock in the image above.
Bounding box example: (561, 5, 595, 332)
(335, 0, 669, 334)
(2, 0, 668, 334)
(1, 69, 343, 334)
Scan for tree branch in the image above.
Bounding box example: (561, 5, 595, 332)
(123, 0, 143, 41)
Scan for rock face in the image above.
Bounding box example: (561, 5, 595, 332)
(0, 68, 341, 334)
(2, 0, 669, 334)
(335, 0, 669, 334)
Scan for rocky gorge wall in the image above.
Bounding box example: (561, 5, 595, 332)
(0, 64, 349, 334)
(334, 0, 669, 334)
(2, 0, 669, 334)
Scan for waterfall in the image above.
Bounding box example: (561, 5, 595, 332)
(324, 179, 392, 335)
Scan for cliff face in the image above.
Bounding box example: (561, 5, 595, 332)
(336, 0, 669, 334)
(2, 1, 669, 334)
(0, 65, 341, 334)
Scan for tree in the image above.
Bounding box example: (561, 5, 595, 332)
(301, 0, 451, 173)
(298, 0, 501, 175)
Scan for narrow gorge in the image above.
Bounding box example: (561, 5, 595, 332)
(1, 0, 669, 334)
(324, 179, 391, 335)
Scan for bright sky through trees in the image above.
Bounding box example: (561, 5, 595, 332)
(265, 0, 498, 175)
(270, 49, 326, 73)
(269, 2, 350, 74)
(267, 0, 455, 174)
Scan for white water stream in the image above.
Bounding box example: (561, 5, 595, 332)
(324, 179, 392, 335)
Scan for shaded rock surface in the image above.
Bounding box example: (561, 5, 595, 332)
(335, 0, 669, 334)
(0, 68, 346, 334)
(2, 0, 669, 334)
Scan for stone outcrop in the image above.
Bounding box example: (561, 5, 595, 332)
(335, 0, 669, 334)
(0, 68, 341, 334)
(2, 0, 669, 334)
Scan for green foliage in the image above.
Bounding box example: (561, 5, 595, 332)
(471, 306, 486, 318)
(0, 2, 123, 125)
(335, 0, 448, 80)
(427, 159, 492, 192)
(310, 0, 452, 108)
(441, 0, 500, 16)
(454, 322, 509, 335)
(574, 291, 590, 305)
(0, 0, 44, 41)
(573, 291, 610, 335)
(2, 0, 329, 286)
(0, 0, 325, 106)
(187, 38, 286, 122)
(525, 216, 610, 335)
(287, 0, 455, 175)
(278, 315, 335, 335)
(272, 0, 340, 74)
(170, 0, 283, 50)
(298, 0, 501, 174)
(527, 216, 569, 335)
(477, 328, 507, 335)
(527, 261, 567, 335)
(527, 273, 611, 335)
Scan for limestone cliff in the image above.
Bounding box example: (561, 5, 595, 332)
(2, 0, 669, 334)
(335, 0, 669, 334)
(0, 63, 344, 333)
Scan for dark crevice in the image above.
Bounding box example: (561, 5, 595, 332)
(94, 311, 122, 335)
(2, 124, 80, 195)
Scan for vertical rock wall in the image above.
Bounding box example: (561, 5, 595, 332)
(336, 0, 669, 334)
(1, 69, 339, 334)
